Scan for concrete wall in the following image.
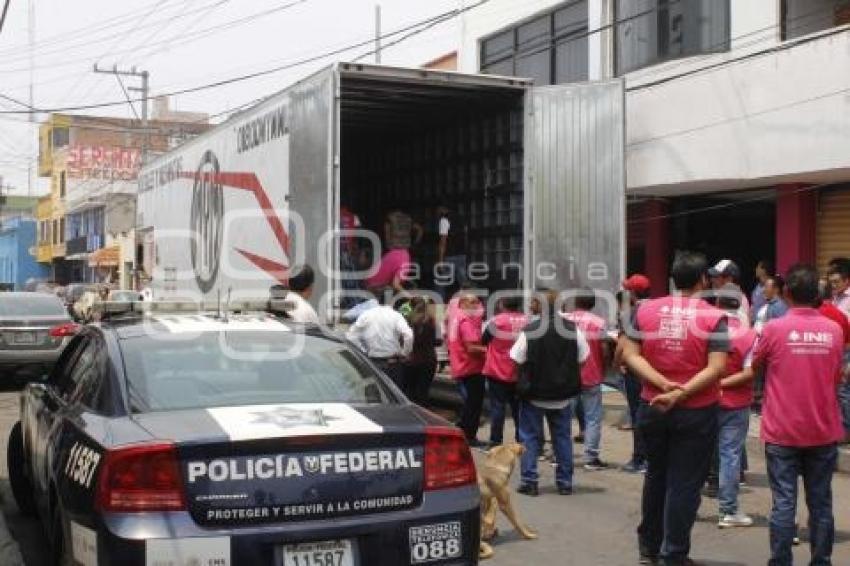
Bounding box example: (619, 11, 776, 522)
(626, 26, 850, 195)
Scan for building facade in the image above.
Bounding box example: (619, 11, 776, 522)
(36, 107, 208, 287)
(448, 0, 850, 294)
(0, 217, 48, 290)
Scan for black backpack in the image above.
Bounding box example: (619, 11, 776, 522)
(516, 315, 582, 402)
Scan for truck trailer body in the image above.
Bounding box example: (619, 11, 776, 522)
(137, 63, 625, 320)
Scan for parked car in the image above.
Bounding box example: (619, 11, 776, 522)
(8, 301, 479, 565)
(0, 292, 78, 380)
(107, 290, 143, 302)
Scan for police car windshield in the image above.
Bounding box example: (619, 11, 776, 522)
(120, 331, 391, 412)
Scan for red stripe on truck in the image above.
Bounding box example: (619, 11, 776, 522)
(236, 249, 289, 285)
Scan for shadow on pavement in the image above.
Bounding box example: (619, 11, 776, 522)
(0, 480, 49, 566)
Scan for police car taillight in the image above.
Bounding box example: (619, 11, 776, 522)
(49, 323, 80, 337)
(95, 443, 186, 513)
(424, 426, 477, 490)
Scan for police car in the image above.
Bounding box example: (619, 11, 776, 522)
(7, 300, 479, 565)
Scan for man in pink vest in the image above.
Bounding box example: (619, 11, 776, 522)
(714, 284, 758, 528)
(564, 288, 610, 470)
(622, 251, 729, 566)
(752, 264, 844, 566)
(482, 295, 528, 445)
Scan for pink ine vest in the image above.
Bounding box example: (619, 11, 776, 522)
(564, 310, 606, 388)
(483, 312, 529, 383)
(757, 308, 845, 447)
(720, 318, 757, 410)
(636, 296, 725, 409)
(447, 313, 484, 379)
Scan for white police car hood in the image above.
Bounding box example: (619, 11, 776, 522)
(131, 402, 428, 526)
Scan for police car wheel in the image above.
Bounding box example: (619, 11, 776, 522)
(7, 422, 36, 516)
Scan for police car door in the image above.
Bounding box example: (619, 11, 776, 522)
(523, 80, 625, 304)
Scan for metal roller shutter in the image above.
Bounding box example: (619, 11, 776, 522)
(817, 188, 850, 274)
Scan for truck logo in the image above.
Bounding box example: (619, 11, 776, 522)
(190, 150, 224, 293)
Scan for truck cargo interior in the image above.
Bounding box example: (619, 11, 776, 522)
(339, 72, 526, 292)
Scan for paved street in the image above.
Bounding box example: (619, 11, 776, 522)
(0, 389, 848, 565)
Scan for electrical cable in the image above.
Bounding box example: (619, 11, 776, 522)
(0, 0, 491, 115)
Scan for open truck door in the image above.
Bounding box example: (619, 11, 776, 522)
(523, 80, 626, 310)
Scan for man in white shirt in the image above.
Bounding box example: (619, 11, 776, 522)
(271, 265, 319, 325)
(435, 206, 468, 300)
(509, 289, 588, 496)
(346, 300, 413, 393)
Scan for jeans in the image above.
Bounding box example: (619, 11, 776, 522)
(405, 363, 436, 407)
(486, 378, 519, 444)
(457, 374, 485, 441)
(718, 407, 750, 515)
(637, 402, 718, 562)
(765, 443, 837, 566)
(435, 255, 467, 300)
(573, 385, 603, 461)
(518, 400, 574, 488)
(838, 382, 850, 434)
(624, 372, 646, 464)
(373, 360, 405, 394)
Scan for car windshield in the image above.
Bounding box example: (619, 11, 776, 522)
(0, 294, 67, 317)
(120, 330, 393, 412)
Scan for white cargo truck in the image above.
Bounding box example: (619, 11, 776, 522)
(137, 63, 625, 321)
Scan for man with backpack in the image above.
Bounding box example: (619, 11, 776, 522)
(510, 288, 588, 496)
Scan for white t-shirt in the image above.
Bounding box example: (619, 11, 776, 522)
(438, 217, 450, 237)
(509, 326, 589, 409)
(284, 292, 319, 324)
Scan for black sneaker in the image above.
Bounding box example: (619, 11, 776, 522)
(583, 459, 610, 471)
(574, 434, 585, 443)
(557, 485, 573, 495)
(516, 483, 539, 497)
(621, 460, 647, 474)
(466, 438, 487, 449)
(639, 553, 659, 564)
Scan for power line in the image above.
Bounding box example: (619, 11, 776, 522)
(0, 0, 307, 73)
(0, 0, 10, 36)
(0, 0, 490, 116)
(627, 183, 826, 225)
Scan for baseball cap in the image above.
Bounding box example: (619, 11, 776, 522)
(622, 274, 651, 294)
(708, 259, 740, 279)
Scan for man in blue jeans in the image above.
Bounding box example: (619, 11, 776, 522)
(752, 264, 845, 566)
(510, 289, 588, 496)
(714, 285, 758, 528)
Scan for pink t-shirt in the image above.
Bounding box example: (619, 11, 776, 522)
(753, 308, 844, 447)
(482, 311, 529, 382)
(364, 248, 411, 289)
(564, 310, 606, 388)
(719, 317, 757, 410)
(636, 296, 726, 409)
(448, 314, 484, 379)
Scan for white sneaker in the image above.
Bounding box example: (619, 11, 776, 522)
(718, 513, 754, 528)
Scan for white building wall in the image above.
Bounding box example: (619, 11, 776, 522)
(456, 0, 850, 196)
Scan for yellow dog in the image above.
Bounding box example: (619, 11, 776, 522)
(478, 442, 538, 560)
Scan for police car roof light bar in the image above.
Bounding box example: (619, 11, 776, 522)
(92, 298, 295, 320)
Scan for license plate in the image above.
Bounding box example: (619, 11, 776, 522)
(409, 521, 463, 564)
(11, 332, 36, 345)
(282, 540, 354, 566)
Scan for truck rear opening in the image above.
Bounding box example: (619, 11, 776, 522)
(339, 65, 527, 291)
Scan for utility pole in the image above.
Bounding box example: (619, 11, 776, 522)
(27, 0, 35, 196)
(374, 4, 381, 64)
(93, 64, 150, 164)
